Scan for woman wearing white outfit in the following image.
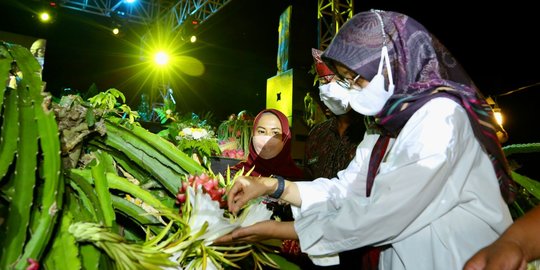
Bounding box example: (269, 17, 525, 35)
(216, 10, 515, 270)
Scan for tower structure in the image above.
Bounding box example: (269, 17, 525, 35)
(317, 0, 353, 50)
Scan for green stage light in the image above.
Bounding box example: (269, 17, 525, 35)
(154, 51, 169, 66)
(39, 12, 51, 22)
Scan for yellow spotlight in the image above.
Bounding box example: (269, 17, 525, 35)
(39, 12, 51, 22)
(154, 51, 169, 66)
(112, 27, 120, 35)
(190, 35, 197, 43)
(485, 96, 504, 126)
(493, 108, 503, 126)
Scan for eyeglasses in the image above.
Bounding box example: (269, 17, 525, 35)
(335, 74, 361, 89)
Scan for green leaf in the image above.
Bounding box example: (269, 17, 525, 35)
(92, 151, 116, 227)
(503, 143, 540, 157)
(104, 117, 204, 184)
(43, 211, 82, 270)
(110, 195, 164, 235)
(512, 171, 540, 200)
(265, 253, 301, 270)
(67, 182, 99, 222)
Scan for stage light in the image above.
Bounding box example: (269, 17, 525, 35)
(486, 96, 504, 126)
(39, 12, 51, 22)
(110, 19, 125, 37)
(190, 35, 197, 43)
(154, 51, 169, 66)
(493, 108, 503, 126)
(125, 0, 136, 3)
(486, 96, 508, 143)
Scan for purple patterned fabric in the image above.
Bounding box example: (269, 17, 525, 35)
(322, 10, 515, 203)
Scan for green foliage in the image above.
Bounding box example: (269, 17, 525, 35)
(87, 88, 140, 125)
(118, 104, 140, 124)
(82, 83, 100, 100)
(177, 138, 220, 160)
(153, 106, 170, 124)
(266, 253, 302, 270)
(217, 111, 254, 160)
(0, 40, 298, 270)
(503, 143, 540, 157)
(157, 112, 221, 165)
(309, 61, 319, 86)
(503, 143, 540, 219)
(88, 88, 125, 110)
(512, 171, 540, 201)
(1, 41, 63, 269)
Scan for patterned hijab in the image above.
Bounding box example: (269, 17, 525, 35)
(322, 10, 515, 203)
(230, 109, 304, 180)
(312, 48, 335, 83)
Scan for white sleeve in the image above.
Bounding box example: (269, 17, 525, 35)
(292, 98, 471, 256)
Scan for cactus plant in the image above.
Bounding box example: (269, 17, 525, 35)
(1, 40, 292, 270)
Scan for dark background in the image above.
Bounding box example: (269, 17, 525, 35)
(1, 0, 538, 179)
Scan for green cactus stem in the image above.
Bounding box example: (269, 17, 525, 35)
(17, 94, 63, 268)
(0, 89, 19, 180)
(0, 87, 38, 269)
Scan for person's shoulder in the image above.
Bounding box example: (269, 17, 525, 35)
(414, 97, 468, 126)
(308, 118, 334, 135)
(420, 97, 465, 115)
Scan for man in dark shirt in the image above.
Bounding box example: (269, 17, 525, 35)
(304, 109, 364, 179)
(305, 49, 365, 179)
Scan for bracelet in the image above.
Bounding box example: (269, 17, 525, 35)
(269, 175, 285, 199)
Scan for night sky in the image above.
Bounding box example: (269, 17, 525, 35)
(1, 0, 538, 179)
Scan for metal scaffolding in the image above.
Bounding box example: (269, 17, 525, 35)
(59, 0, 231, 27)
(58, 0, 347, 47)
(317, 0, 353, 50)
(164, 0, 231, 31)
(59, 0, 353, 55)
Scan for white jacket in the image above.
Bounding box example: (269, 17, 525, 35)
(292, 97, 512, 269)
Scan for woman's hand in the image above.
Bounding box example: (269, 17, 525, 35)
(463, 239, 528, 270)
(213, 221, 298, 245)
(227, 176, 275, 214)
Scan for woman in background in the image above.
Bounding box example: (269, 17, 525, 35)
(229, 108, 303, 180)
(228, 108, 309, 268)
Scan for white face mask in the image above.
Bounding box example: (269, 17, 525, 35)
(349, 46, 394, 116)
(252, 135, 284, 159)
(319, 81, 351, 115)
(36, 57, 44, 68)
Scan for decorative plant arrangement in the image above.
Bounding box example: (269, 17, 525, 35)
(217, 111, 253, 160)
(503, 143, 540, 217)
(155, 112, 221, 168)
(0, 42, 297, 270)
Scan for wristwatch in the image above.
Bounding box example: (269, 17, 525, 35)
(269, 175, 285, 199)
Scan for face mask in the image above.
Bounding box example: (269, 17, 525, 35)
(319, 81, 351, 115)
(36, 57, 44, 68)
(252, 135, 285, 159)
(349, 46, 395, 116)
